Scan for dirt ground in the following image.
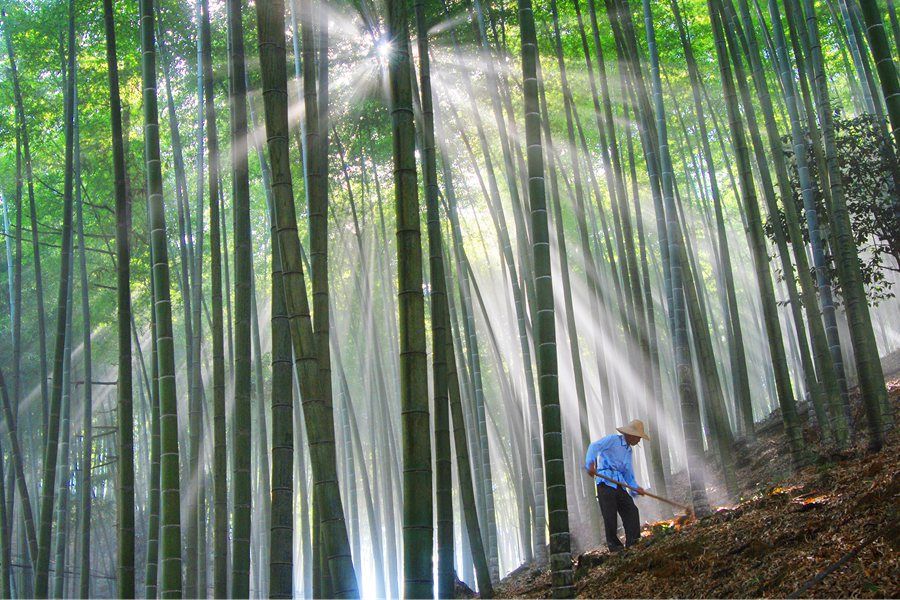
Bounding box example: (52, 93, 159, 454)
(493, 358, 900, 599)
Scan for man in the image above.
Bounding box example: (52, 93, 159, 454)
(584, 419, 650, 552)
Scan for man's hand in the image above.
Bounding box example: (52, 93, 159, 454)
(636, 487, 646, 496)
(585, 465, 598, 478)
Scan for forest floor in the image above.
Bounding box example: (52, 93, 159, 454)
(492, 353, 900, 598)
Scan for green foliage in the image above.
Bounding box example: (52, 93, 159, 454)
(768, 113, 900, 305)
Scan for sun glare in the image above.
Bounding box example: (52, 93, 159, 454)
(376, 39, 392, 60)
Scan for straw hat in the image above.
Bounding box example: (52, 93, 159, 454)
(617, 419, 650, 441)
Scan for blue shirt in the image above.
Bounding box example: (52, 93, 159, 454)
(584, 434, 640, 497)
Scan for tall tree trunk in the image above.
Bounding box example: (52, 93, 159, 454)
(101, 7, 135, 580)
(413, 2, 454, 597)
(887, 0, 900, 57)
(6, 121, 22, 600)
(53, 246, 74, 600)
(185, 3, 212, 597)
(34, 0, 76, 592)
(780, 0, 854, 419)
(536, 29, 596, 541)
(0, 368, 37, 568)
(227, 0, 252, 593)
(836, 0, 879, 112)
(139, 0, 182, 593)
(445, 266, 494, 597)
(156, 11, 198, 514)
(384, 0, 434, 595)
(75, 77, 93, 596)
(0, 200, 10, 598)
(1, 9, 50, 434)
(549, 0, 598, 461)
(249, 267, 272, 598)
(196, 0, 227, 596)
(546, 0, 612, 545)
(156, 28, 205, 588)
(254, 0, 359, 594)
(145, 271, 161, 599)
(1, 132, 17, 599)
(249, 95, 288, 600)
(0, 438, 9, 599)
(849, 1, 900, 254)
(248, 84, 295, 599)
(299, 0, 339, 592)
(518, 0, 574, 594)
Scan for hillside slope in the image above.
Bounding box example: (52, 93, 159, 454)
(495, 368, 899, 598)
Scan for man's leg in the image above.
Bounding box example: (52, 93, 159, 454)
(616, 488, 641, 547)
(596, 484, 624, 551)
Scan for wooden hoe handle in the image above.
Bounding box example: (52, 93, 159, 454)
(594, 473, 692, 513)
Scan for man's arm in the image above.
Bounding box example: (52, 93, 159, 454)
(584, 440, 600, 477)
(624, 455, 644, 496)
(584, 436, 614, 477)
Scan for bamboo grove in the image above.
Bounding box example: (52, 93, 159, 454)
(0, 0, 897, 595)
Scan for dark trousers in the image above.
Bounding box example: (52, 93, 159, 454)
(596, 483, 640, 550)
